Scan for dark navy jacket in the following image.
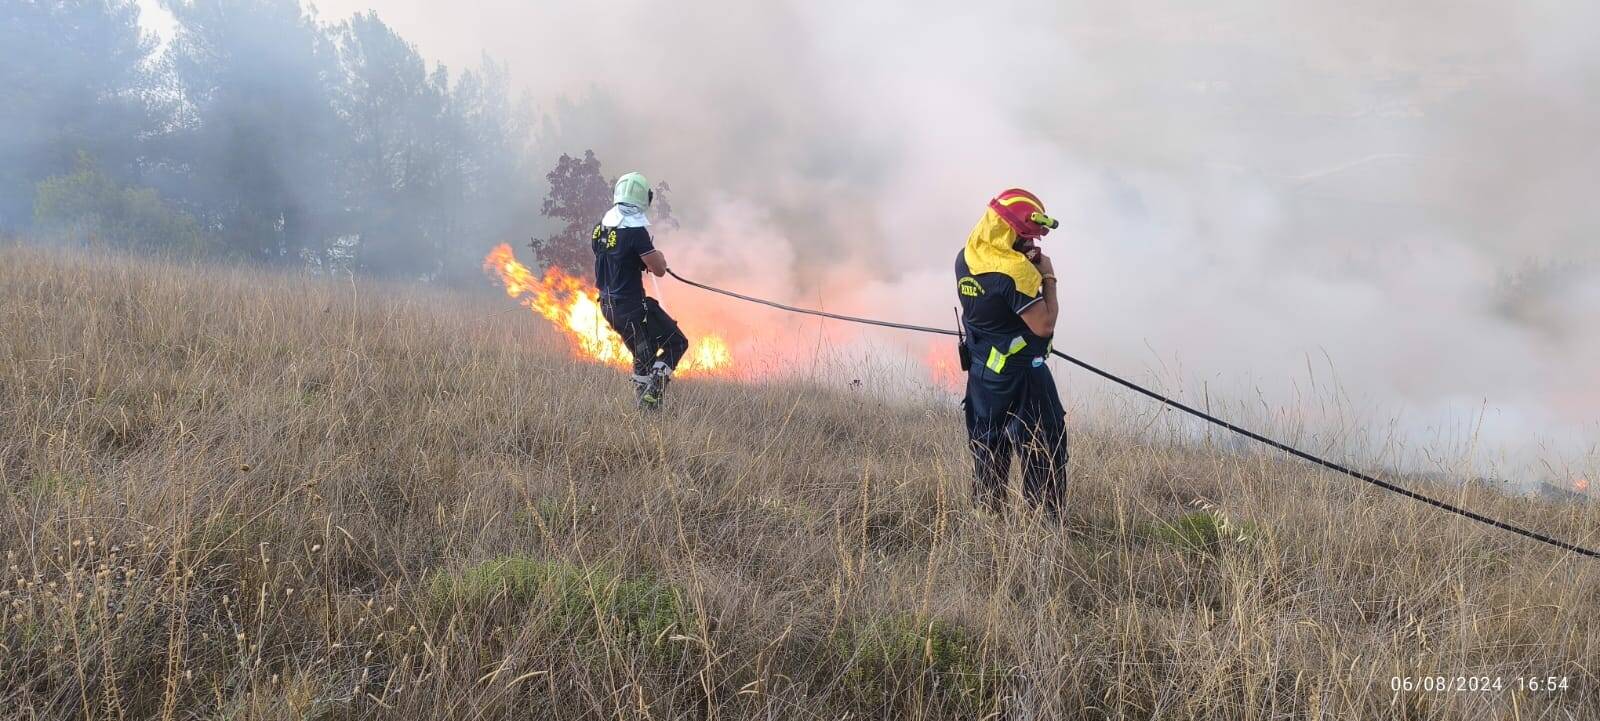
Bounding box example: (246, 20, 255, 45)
(955, 250, 1051, 374)
(592, 224, 658, 309)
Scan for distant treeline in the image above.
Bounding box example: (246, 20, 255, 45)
(2, 0, 551, 282)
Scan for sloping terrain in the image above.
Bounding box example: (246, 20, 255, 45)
(1, 246, 1595, 720)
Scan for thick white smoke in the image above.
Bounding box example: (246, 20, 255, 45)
(147, 0, 1599, 479)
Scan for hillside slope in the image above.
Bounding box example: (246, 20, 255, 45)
(1, 246, 1596, 720)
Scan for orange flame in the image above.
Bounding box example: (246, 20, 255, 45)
(483, 243, 732, 376)
(924, 340, 965, 392)
(1576, 478, 1591, 495)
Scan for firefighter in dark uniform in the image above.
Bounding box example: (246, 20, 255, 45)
(955, 188, 1068, 517)
(593, 171, 689, 409)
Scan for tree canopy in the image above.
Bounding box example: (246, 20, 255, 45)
(3, 0, 548, 281)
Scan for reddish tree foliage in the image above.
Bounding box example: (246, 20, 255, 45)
(529, 150, 611, 277)
(530, 150, 676, 278)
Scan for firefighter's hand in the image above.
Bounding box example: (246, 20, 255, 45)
(1034, 252, 1055, 277)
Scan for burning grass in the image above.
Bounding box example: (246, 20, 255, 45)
(484, 243, 732, 376)
(1, 245, 1598, 719)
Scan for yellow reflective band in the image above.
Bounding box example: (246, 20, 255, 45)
(996, 195, 1043, 212)
(985, 336, 1029, 373)
(986, 347, 1007, 373)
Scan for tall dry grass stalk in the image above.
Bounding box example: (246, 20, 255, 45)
(1, 245, 1595, 720)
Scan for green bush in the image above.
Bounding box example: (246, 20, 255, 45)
(428, 555, 553, 608)
(428, 556, 688, 660)
(24, 471, 85, 497)
(836, 613, 1007, 715)
(1146, 510, 1257, 554)
(33, 156, 212, 255)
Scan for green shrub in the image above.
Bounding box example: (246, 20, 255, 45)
(1146, 510, 1257, 554)
(33, 155, 212, 255)
(836, 613, 1007, 715)
(428, 556, 688, 661)
(428, 555, 556, 608)
(24, 471, 85, 497)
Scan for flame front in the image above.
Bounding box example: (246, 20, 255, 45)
(484, 243, 732, 375)
(924, 340, 965, 392)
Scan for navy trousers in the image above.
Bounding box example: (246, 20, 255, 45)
(963, 361, 1069, 516)
(602, 296, 689, 377)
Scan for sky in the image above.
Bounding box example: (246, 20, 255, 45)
(139, 0, 1600, 481)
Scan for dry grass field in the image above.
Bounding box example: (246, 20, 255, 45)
(1, 244, 1596, 720)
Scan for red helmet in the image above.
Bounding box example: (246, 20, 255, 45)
(988, 188, 1058, 238)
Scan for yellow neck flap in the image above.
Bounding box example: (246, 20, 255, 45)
(962, 208, 1042, 298)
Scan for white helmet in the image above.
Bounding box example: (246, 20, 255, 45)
(614, 172, 653, 208)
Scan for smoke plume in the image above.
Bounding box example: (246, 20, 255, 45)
(149, 0, 1600, 476)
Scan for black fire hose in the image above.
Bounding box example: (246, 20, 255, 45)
(665, 269, 1600, 560)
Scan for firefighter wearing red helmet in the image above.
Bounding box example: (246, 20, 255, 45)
(954, 189, 1068, 517)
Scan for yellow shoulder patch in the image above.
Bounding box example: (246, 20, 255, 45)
(958, 277, 984, 297)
